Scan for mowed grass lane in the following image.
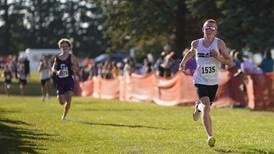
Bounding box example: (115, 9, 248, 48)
(1, 96, 274, 153)
(0, 73, 274, 153)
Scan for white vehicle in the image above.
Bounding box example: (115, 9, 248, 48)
(19, 48, 60, 72)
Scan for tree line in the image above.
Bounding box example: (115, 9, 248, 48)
(0, 0, 274, 58)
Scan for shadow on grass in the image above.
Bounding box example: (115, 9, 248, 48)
(76, 120, 169, 130)
(0, 117, 54, 153)
(215, 147, 274, 154)
(0, 108, 21, 114)
(80, 108, 143, 112)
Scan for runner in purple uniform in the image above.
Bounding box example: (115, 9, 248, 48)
(52, 38, 78, 120)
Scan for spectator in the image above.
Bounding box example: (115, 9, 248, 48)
(111, 61, 120, 78)
(230, 49, 241, 69)
(234, 52, 264, 90)
(123, 58, 134, 76)
(23, 57, 30, 79)
(101, 61, 113, 79)
(160, 44, 175, 77)
(234, 52, 263, 76)
(88, 63, 96, 80)
(96, 63, 103, 77)
(141, 58, 152, 75)
(259, 48, 274, 73)
(154, 51, 165, 77)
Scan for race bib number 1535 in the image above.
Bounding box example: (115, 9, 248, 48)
(201, 65, 216, 77)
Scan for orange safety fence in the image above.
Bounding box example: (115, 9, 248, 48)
(77, 70, 274, 110)
(153, 72, 197, 106)
(246, 73, 274, 110)
(79, 80, 93, 97)
(213, 68, 247, 108)
(122, 73, 156, 102)
(92, 76, 119, 99)
(74, 80, 82, 96)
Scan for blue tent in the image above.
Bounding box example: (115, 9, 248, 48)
(94, 53, 128, 63)
(94, 54, 110, 63)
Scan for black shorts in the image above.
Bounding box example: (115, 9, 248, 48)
(41, 78, 50, 86)
(56, 77, 74, 95)
(19, 79, 27, 86)
(195, 84, 218, 103)
(4, 80, 11, 84)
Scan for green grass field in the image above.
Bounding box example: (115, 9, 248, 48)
(0, 73, 274, 153)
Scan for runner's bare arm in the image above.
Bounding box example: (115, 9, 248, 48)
(179, 40, 197, 71)
(51, 57, 57, 73)
(211, 39, 233, 67)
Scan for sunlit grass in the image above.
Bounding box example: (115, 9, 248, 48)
(0, 96, 274, 153)
(0, 73, 274, 153)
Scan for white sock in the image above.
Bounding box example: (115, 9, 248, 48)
(198, 103, 205, 111)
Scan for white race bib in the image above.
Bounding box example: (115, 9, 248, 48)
(58, 67, 69, 78)
(200, 64, 216, 78)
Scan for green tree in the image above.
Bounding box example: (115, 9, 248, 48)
(216, 0, 274, 52)
(0, 0, 29, 54)
(98, 0, 190, 58)
(25, 0, 107, 57)
(64, 0, 107, 57)
(0, 0, 106, 57)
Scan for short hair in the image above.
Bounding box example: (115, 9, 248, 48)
(58, 38, 71, 48)
(230, 49, 237, 57)
(203, 19, 217, 28)
(234, 51, 244, 62)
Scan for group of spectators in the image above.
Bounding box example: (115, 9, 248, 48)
(77, 45, 274, 83)
(78, 44, 183, 81)
(232, 48, 274, 78)
(1, 46, 273, 96)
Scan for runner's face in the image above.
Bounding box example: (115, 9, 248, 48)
(203, 22, 217, 38)
(60, 42, 71, 53)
